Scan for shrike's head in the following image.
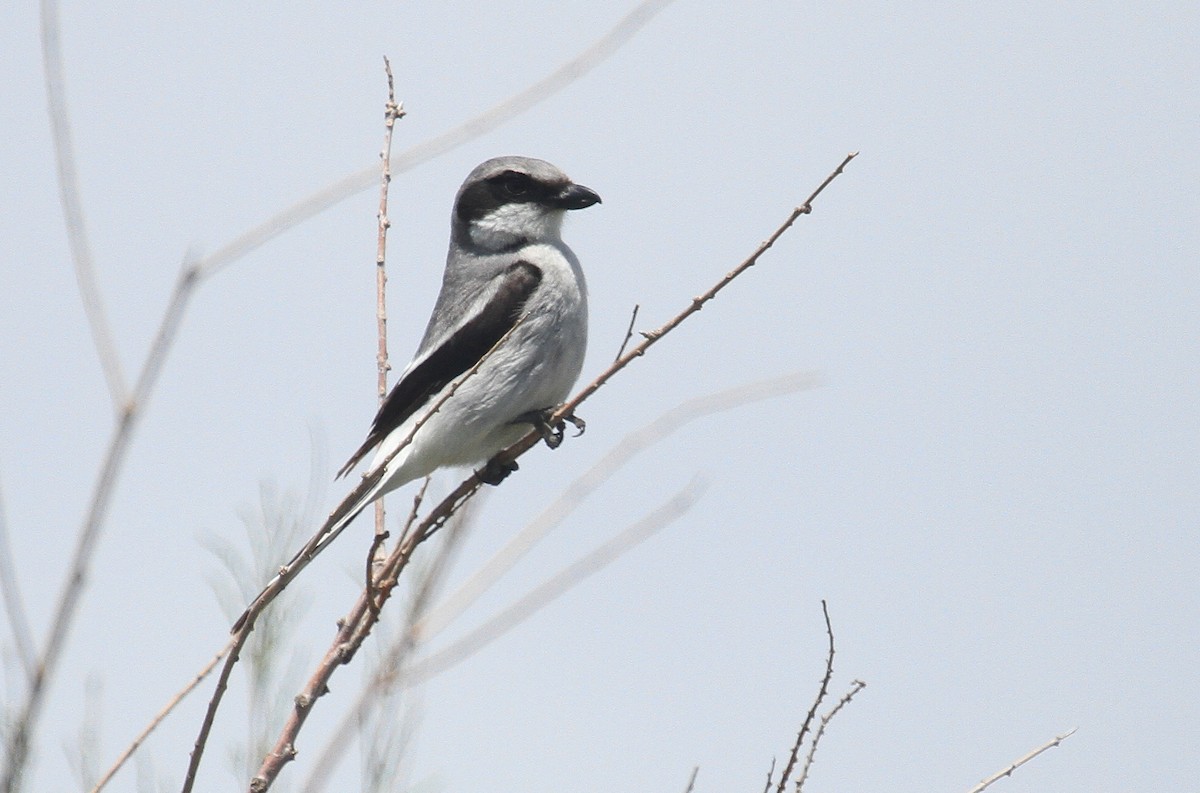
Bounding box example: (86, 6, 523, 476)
(452, 156, 601, 252)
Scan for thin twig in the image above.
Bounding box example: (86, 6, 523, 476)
(794, 679, 867, 791)
(775, 601, 836, 793)
(761, 757, 776, 793)
(966, 728, 1078, 793)
(193, 0, 677, 281)
(40, 0, 127, 410)
(90, 640, 234, 792)
(369, 56, 405, 613)
(0, 475, 34, 677)
(612, 304, 640, 362)
(373, 56, 405, 559)
(681, 766, 699, 793)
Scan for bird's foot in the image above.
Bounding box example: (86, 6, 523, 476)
(562, 411, 586, 437)
(515, 407, 564, 449)
(478, 457, 519, 486)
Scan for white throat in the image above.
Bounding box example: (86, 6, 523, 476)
(469, 204, 565, 251)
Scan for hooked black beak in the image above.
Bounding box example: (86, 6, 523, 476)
(552, 183, 602, 210)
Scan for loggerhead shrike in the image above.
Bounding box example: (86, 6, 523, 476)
(330, 155, 600, 531)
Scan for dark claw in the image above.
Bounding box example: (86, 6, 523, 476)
(563, 412, 586, 437)
(478, 457, 519, 486)
(514, 407, 565, 449)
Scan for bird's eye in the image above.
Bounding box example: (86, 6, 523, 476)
(499, 173, 531, 197)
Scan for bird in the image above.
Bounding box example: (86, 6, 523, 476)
(334, 155, 600, 516)
(233, 157, 599, 633)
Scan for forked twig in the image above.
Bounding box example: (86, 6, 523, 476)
(966, 728, 1078, 793)
(775, 600, 836, 793)
(794, 679, 867, 790)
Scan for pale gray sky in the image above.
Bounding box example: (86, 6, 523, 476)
(2, 1, 1197, 791)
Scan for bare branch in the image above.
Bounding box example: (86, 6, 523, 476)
(794, 679, 867, 791)
(372, 56, 405, 594)
(193, 0, 677, 281)
(90, 640, 234, 792)
(966, 728, 1078, 793)
(612, 304, 640, 362)
(40, 0, 127, 409)
(0, 475, 34, 678)
(761, 757, 775, 793)
(775, 601, 835, 793)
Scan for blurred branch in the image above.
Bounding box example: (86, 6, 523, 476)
(418, 370, 818, 648)
(0, 258, 201, 793)
(405, 479, 702, 685)
(681, 766, 698, 793)
(0, 475, 34, 678)
(40, 0, 127, 409)
(761, 758, 775, 793)
(794, 679, 866, 790)
(194, 0, 677, 281)
(774, 600, 835, 793)
(302, 479, 704, 788)
(966, 728, 1078, 793)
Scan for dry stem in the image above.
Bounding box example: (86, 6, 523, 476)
(373, 57, 405, 556)
(966, 728, 1078, 793)
(794, 679, 867, 790)
(775, 600, 836, 793)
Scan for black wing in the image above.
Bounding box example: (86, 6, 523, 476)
(336, 261, 542, 478)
